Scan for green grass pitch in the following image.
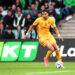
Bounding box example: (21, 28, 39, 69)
(0, 62, 75, 75)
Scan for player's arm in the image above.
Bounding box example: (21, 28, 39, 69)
(24, 25, 34, 39)
(54, 27, 63, 41)
(24, 18, 39, 39)
(51, 19, 64, 41)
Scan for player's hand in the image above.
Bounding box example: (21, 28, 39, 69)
(24, 35, 28, 40)
(58, 36, 64, 41)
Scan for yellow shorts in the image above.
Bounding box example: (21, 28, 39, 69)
(39, 34, 56, 47)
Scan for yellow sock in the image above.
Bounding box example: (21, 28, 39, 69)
(55, 50, 62, 61)
(46, 50, 53, 60)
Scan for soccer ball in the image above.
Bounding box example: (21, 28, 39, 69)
(55, 61, 63, 68)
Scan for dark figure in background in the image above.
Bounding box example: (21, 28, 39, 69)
(0, 1, 3, 6)
(4, 10, 14, 29)
(49, 5, 58, 22)
(29, 4, 38, 21)
(11, 4, 17, 17)
(15, 0, 22, 8)
(25, 14, 33, 31)
(51, 0, 72, 21)
(0, 14, 3, 20)
(0, 20, 6, 39)
(44, 1, 49, 10)
(4, 28, 15, 39)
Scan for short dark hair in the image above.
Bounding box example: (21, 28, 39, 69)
(41, 9, 50, 15)
(41, 9, 49, 13)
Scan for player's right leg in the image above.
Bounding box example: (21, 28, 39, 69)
(52, 43, 65, 68)
(44, 43, 54, 67)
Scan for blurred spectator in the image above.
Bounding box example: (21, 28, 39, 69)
(6, 0, 15, 8)
(49, 0, 62, 19)
(35, 0, 40, 10)
(50, 0, 65, 8)
(37, 11, 42, 17)
(25, 0, 30, 9)
(0, 14, 3, 20)
(15, 0, 22, 8)
(59, 0, 73, 21)
(39, 0, 48, 5)
(49, 5, 58, 22)
(25, 14, 33, 31)
(25, 0, 35, 9)
(65, 0, 75, 12)
(13, 9, 25, 39)
(62, 7, 72, 21)
(44, 1, 49, 9)
(40, 5, 45, 11)
(25, 14, 37, 39)
(0, 6, 7, 17)
(13, 25, 25, 39)
(0, 19, 6, 39)
(4, 10, 14, 29)
(51, 0, 72, 21)
(29, 4, 38, 21)
(51, 0, 64, 15)
(27, 6, 31, 10)
(17, 6, 22, 13)
(4, 28, 15, 39)
(13, 9, 25, 29)
(8, 6, 12, 10)
(11, 4, 17, 17)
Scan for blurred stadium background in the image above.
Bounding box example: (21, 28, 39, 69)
(0, 0, 75, 75)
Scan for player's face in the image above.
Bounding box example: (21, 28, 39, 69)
(42, 11, 49, 20)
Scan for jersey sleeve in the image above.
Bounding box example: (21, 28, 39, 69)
(51, 18, 56, 28)
(33, 18, 39, 26)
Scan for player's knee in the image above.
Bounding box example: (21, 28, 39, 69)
(48, 46, 54, 51)
(51, 47, 54, 51)
(46, 43, 54, 51)
(53, 44, 58, 50)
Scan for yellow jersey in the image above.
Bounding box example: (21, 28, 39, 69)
(33, 17, 56, 46)
(33, 17, 56, 38)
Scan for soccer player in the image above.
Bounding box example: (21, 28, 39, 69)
(24, 10, 64, 68)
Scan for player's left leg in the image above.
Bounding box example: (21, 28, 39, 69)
(45, 50, 53, 60)
(44, 43, 54, 67)
(52, 43, 65, 68)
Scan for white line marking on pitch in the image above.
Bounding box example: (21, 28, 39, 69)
(26, 71, 69, 75)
